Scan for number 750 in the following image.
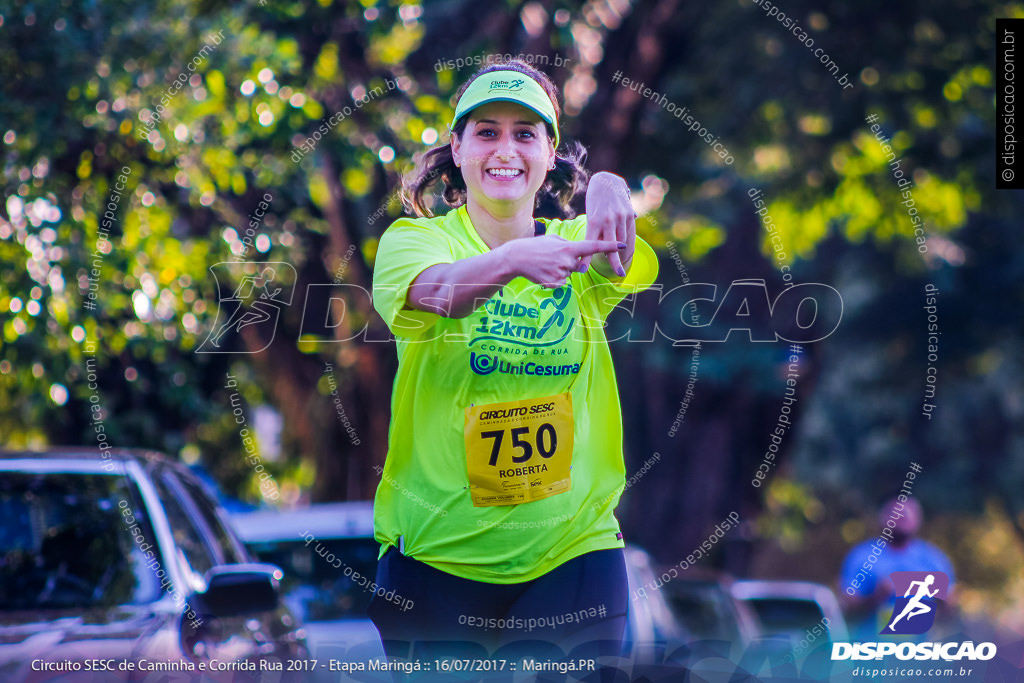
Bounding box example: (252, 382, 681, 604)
(480, 423, 558, 465)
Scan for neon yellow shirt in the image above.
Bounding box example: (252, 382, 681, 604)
(371, 204, 659, 583)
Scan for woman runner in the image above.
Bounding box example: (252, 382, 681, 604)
(368, 59, 659, 670)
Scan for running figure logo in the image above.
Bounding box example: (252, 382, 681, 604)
(883, 571, 950, 635)
(198, 262, 295, 354)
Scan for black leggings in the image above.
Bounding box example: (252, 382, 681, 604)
(367, 547, 628, 679)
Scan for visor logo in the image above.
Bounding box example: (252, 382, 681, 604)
(488, 78, 525, 92)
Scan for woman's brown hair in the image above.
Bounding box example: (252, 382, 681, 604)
(401, 59, 589, 220)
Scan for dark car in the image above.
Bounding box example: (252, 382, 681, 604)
(230, 502, 384, 673)
(0, 448, 307, 681)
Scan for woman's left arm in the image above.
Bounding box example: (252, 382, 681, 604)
(581, 171, 635, 278)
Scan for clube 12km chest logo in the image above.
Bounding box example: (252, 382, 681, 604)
(468, 285, 583, 377)
(832, 571, 996, 662)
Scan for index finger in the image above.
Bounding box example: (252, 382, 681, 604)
(570, 239, 624, 257)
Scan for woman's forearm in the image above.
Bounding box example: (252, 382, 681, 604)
(406, 244, 519, 318)
(405, 232, 623, 317)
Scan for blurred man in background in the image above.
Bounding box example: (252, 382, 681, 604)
(839, 498, 955, 640)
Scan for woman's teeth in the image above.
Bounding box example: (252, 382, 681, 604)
(487, 169, 523, 178)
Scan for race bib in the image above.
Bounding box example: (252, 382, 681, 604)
(464, 393, 574, 507)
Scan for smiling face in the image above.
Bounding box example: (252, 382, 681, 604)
(450, 100, 556, 209)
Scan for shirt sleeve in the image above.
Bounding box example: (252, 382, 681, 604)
(371, 218, 454, 337)
(921, 541, 955, 585)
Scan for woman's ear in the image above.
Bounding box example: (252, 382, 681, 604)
(450, 132, 461, 167)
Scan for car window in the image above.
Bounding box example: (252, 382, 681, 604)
(176, 476, 244, 565)
(245, 537, 380, 622)
(743, 598, 826, 637)
(152, 473, 217, 582)
(0, 471, 162, 609)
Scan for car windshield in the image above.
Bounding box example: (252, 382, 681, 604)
(0, 471, 163, 610)
(245, 537, 379, 622)
(664, 582, 744, 642)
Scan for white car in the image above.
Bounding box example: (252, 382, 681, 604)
(730, 579, 850, 657)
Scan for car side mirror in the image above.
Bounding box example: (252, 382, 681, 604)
(193, 563, 283, 618)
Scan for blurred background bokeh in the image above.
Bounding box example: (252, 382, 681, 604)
(2, 0, 1021, 646)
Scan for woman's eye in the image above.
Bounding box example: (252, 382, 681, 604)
(474, 128, 536, 140)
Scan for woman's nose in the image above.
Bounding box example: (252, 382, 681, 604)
(495, 132, 515, 159)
